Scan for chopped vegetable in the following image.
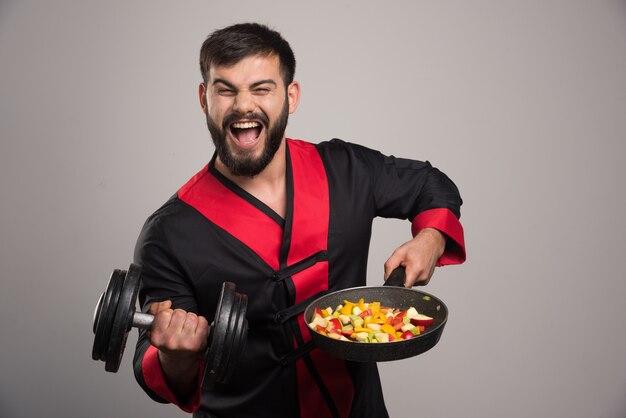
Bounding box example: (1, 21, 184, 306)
(308, 299, 434, 343)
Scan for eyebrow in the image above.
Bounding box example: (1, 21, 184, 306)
(212, 78, 237, 90)
(212, 78, 277, 90)
(250, 79, 277, 89)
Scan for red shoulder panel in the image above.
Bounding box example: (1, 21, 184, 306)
(286, 139, 330, 291)
(178, 165, 282, 270)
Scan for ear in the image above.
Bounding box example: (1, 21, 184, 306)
(286, 81, 300, 114)
(199, 82, 208, 113)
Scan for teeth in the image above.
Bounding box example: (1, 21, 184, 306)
(232, 121, 260, 129)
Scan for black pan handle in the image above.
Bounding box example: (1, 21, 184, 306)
(384, 266, 406, 287)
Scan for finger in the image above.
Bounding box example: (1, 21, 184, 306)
(149, 300, 172, 315)
(196, 316, 210, 340)
(402, 257, 428, 287)
(175, 312, 208, 352)
(402, 267, 417, 288)
(413, 275, 432, 286)
(168, 309, 189, 334)
(148, 301, 159, 315)
(150, 309, 173, 347)
(169, 312, 199, 352)
(182, 312, 199, 333)
(383, 250, 405, 280)
(157, 300, 173, 312)
(407, 263, 435, 287)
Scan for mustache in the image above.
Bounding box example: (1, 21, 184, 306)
(222, 112, 269, 130)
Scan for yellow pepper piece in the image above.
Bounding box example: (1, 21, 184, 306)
(381, 324, 396, 336)
(340, 302, 354, 316)
(376, 312, 387, 324)
(358, 298, 366, 311)
(370, 302, 380, 315)
(354, 327, 373, 333)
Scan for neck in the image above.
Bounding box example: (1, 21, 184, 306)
(215, 139, 288, 218)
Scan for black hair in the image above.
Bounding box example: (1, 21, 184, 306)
(199, 23, 296, 86)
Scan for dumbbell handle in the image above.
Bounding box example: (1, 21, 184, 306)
(132, 312, 154, 330)
(129, 311, 213, 333)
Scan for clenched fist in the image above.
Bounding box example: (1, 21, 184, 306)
(148, 300, 210, 399)
(149, 300, 209, 357)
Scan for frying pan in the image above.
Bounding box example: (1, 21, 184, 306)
(303, 267, 448, 362)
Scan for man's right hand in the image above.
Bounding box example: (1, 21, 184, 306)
(148, 301, 209, 400)
(149, 300, 209, 357)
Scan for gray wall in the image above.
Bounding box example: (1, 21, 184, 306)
(1, 1, 625, 417)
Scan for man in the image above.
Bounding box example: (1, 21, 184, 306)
(133, 22, 465, 418)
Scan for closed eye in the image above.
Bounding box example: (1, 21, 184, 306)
(217, 88, 237, 97)
(253, 87, 271, 95)
(250, 79, 277, 95)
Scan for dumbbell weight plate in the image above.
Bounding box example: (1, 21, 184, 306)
(221, 288, 248, 384)
(105, 263, 141, 372)
(204, 282, 233, 389)
(202, 282, 248, 389)
(92, 269, 125, 362)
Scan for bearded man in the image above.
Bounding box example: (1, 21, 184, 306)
(133, 22, 466, 418)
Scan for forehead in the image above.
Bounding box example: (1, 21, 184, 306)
(208, 54, 282, 86)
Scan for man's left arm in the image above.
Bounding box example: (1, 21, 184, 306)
(360, 148, 466, 286)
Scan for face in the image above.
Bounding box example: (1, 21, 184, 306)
(199, 54, 300, 177)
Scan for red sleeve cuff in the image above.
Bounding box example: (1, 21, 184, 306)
(411, 208, 466, 266)
(142, 345, 203, 413)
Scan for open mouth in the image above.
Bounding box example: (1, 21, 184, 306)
(229, 120, 264, 148)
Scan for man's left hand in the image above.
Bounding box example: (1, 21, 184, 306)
(384, 228, 446, 287)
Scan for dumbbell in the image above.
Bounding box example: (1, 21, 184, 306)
(92, 263, 248, 389)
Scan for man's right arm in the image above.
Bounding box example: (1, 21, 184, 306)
(132, 209, 205, 413)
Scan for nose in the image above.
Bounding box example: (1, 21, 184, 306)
(232, 90, 256, 115)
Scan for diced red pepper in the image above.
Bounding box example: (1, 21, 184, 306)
(358, 308, 372, 318)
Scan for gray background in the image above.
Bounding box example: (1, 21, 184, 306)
(1, 1, 625, 417)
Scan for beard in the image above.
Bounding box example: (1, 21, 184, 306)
(205, 99, 289, 178)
